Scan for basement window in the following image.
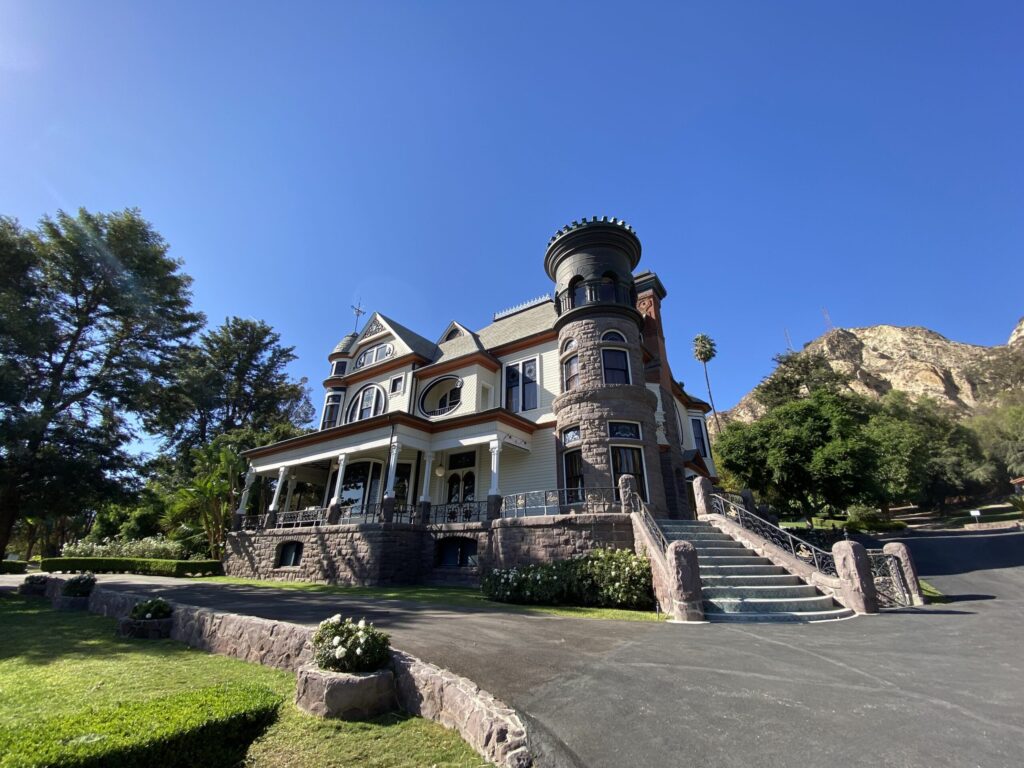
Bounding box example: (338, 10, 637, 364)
(277, 541, 303, 568)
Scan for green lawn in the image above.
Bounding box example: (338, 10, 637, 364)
(0, 596, 486, 767)
(207, 576, 665, 622)
(939, 503, 1022, 529)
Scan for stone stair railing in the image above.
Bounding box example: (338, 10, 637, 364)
(692, 478, 924, 612)
(618, 475, 704, 622)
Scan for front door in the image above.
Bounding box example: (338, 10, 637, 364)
(340, 460, 384, 511)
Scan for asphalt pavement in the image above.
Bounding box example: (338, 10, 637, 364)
(5, 530, 1022, 768)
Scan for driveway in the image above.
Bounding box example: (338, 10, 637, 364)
(5, 531, 1022, 768)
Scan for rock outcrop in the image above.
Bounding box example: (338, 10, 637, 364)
(720, 318, 1023, 428)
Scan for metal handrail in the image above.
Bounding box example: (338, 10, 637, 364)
(868, 551, 913, 608)
(501, 487, 619, 517)
(275, 507, 328, 528)
(627, 490, 668, 553)
(710, 494, 837, 576)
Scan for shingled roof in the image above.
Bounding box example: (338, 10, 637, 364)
(476, 300, 557, 350)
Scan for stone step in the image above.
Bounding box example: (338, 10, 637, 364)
(704, 594, 839, 614)
(704, 607, 855, 623)
(699, 555, 774, 566)
(701, 584, 820, 599)
(663, 532, 734, 542)
(700, 573, 804, 587)
(688, 545, 749, 557)
(700, 564, 789, 577)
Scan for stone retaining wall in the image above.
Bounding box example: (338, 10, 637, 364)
(487, 513, 635, 570)
(39, 576, 534, 768)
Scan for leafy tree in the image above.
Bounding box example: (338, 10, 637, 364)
(153, 317, 313, 468)
(968, 393, 1024, 478)
(753, 350, 849, 411)
(0, 209, 203, 558)
(716, 389, 878, 518)
(162, 444, 246, 559)
(692, 334, 721, 432)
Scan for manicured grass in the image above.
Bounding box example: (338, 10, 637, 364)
(940, 504, 1022, 529)
(0, 596, 486, 768)
(207, 576, 665, 623)
(779, 518, 846, 531)
(918, 579, 949, 604)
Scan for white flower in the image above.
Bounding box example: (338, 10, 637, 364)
(357, 618, 366, 629)
(145, 613, 152, 619)
(331, 614, 342, 625)
(334, 647, 346, 659)
(356, 648, 362, 656)
(332, 636, 341, 647)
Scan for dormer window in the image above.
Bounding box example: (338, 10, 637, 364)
(420, 377, 463, 417)
(354, 342, 394, 369)
(331, 360, 347, 377)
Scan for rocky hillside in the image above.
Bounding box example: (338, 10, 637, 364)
(719, 316, 1024, 428)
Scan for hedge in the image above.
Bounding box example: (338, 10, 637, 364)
(40, 557, 224, 578)
(0, 683, 281, 768)
(0, 561, 27, 575)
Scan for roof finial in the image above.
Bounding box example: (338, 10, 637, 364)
(351, 299, 366, 333)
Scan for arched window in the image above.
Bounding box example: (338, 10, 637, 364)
(602, 330, 626, 343)
(321, 392, 343, 430)
(420, 377, 463, 417)
(599, 273, 618, 303)
(346, 384, 386, 423)
(561, 338, 577, 353)
(562, 354, 579, 392)
(570, 276, 586, 308)
(354, 342, 394, 369)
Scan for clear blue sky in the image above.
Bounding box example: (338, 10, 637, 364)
(2, 1, 1021, 417)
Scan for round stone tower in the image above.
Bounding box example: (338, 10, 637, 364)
(548, 217, 669, 514)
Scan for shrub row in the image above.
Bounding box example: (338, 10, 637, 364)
(0, 561, 27, 575)
(40, 557, 224, 578)
(62, 534, 185, 560)
(482, 547, 655, 610)
(0, 683, 281, 768)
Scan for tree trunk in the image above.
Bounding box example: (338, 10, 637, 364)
(703, 363, 722, 433)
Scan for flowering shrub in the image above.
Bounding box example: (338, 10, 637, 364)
(482, 547, 655, 610)
(24, 574, 48, 587)
(63, 535, 185, 560)
(61, 571, 97, 597)
(312, 615, 390, 674)
(130, 597, 173, 620)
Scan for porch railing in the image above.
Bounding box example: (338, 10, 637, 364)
(275, 507, 329, 528)
(710, 494, 838, 576)
(428, 501, 489, 524)
(501, 487, 619, 517)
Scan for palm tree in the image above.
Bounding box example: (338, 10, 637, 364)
(692, 334, 722, 433)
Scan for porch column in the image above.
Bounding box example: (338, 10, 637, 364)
(420, 452, 435, 502)
(327, 452, 348, 523)
(267, 466, 288, 527)
(418, 451, 435, 524)
(487, 439, 503, 520)
(233, 467, 256, 530)
(282, 473, 297, 513)
(382, 439, 402, 522)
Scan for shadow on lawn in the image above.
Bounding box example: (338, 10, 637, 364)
(0, 595, 187, 666)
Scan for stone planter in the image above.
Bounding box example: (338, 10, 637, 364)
(295, 663, 396, 720)
(18, 582, 48, 597)
(117, 617, 174, 639)
(54, 595, 90, 612)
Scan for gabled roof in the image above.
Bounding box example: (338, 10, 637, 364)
(356, 312, 439, 361)
(476, 300, 557, 351)
(435, 329, 487, 364)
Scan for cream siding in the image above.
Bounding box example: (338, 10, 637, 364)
(499, 426, 557, 496)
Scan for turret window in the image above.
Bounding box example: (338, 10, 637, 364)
(608, 422, 641, 440)
(331, 360, 347, 377)
(346, 384, 386, 423)
(562, 354, 579, 392)
(610, 445, 648, 502)
(602, 349, 630, 385)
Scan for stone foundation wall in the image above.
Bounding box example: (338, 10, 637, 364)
(224, 523, 427, 586)
(225, 514, 636, 586)
(486, 513, 635, 570)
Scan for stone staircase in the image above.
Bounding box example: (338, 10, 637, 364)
(659, 520, 854, 622)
